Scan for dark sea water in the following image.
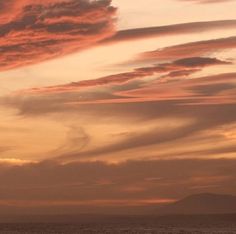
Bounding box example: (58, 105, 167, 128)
(0, 223, 236, 234)
(1, 215, 236, 234)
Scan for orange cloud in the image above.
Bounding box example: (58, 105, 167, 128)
(114, 73, 236, 105)
(0, 0, 116, 71)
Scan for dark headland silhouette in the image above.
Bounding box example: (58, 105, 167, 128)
(156, 193, 236, 215)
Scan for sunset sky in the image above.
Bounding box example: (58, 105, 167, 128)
(0, 0, 236, 215)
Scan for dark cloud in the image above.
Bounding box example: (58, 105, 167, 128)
(173, 57, 230, 67)
(0, 0, 116, 70)
(163, 69, 200, 78)
(0, 158, 236, 214)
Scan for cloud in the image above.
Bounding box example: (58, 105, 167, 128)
(140, 36, 236, 61)
(172, 57, 230, 67)
(0, 0, 236, 217)
(103, 20, 236, 44)
(0, 158, 235, 214)
(116, 73, 236, 105)
(179, 0, 232, 4)
(1, 13, 236, 71)
(3, 73, 236, 163)
(0, 0, 116, 71)
(0, 158, 33, 165)
(17, 57, 230, 95)
(53, 88, 236, 161)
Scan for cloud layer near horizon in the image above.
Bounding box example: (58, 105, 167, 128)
(0, 0, 116, 70)
(0, 158, 236, 214)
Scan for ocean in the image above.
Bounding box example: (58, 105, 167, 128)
(0, 214, 236, 234)
(0, 223, 236, 234)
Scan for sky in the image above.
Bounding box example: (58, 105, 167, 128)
(0, 0, 236, 215)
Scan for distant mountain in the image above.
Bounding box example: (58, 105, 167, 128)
(156, 193, 236, 215)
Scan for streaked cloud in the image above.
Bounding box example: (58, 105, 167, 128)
(115, 72, 236, 105)
(16, 57, 230, 94)
(103, 20, 236, 44)
(139, 36, 236, 61)
(179, 0, 232, 4)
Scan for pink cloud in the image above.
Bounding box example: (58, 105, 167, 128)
(0, 0, 116, 71)
(140, 37, 236, 61)
(103, 20, 236, 44)
(18, 57, 230, 95)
